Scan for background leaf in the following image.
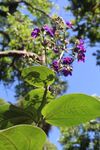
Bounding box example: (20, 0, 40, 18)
(22, 66, 55, 87)
(0, 125, 46, 150)
(42, 94, 100, 127)
(0, 99, 10, 129)
(0, 101, 35, 129)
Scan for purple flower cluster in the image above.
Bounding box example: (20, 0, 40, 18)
(62, 57, 73, 64)
(42, 25, 56, 37)
(31, 28, 40, 38)
(62, 57, 73, 76)
(52, 57, 73, 76)
(31, 25, 56, 39)
(31, 20, 86, 78)
(52, 60, 59, 72)
(76, 39, 86, 62)
(62, 67, 72, 76)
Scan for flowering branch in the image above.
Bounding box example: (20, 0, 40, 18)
(31, 17, 86, 77)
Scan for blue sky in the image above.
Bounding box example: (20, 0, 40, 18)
(0, 0, 100, 149)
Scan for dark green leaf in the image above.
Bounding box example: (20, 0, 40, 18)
(0, 103, 35, 129)
(0, 99, 10, 129)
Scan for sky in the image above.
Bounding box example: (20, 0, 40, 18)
(0, 0, 100, 149)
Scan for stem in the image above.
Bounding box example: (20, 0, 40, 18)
(37, 83, 48, 124)
(41, 34, 48, 65)
(41, 49, 46, 65)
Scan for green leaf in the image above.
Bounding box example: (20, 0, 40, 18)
(0, 99, 10, 129)
(3, 104, 34, 125)
(0, 102, 35, 129)
(22, 66, 55, 87)
(0, 125, 46, 150)
(24, 88, 53, 109)
(42, 94, 100, 127)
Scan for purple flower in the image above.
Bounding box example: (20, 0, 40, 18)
(31, 28, 40, 38)
(66, 21, 73, 28)
(77, 44, 86, 52)
(78, 53, 85, 62)
(52, 60, 59, 71)
(53, 47, 59, 53)
(76, 39, 86, 52)
(62, 67, 72, 76)
(79, 39, 84, 44)
(43, 25, 56, 37)
(75, 39, 86, 62)
(62, 57, 73, 65)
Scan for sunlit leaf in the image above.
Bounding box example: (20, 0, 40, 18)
(0, 125, 46, 150)
(22, 66, 55, 87)
(42, 94, 100, 127)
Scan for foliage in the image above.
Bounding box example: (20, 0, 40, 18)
(67, 0, 100, 44)
(66, 0, 100, 65)
(0, 0, 67, 100)
(0, 0, 52, 84)
(59, 121, 100, 150)
(0, 125, 46, 150)
(0, 67, 100, 149)
(0, 0, 100, 149)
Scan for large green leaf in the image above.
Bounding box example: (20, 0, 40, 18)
(22, 66, 55, 87)
(42, 94, 100, 127)
(0, 125, 46, 150)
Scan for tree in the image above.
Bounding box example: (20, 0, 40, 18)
(59, 114, 100, 150)
(66, 0, 100, 44)
(0, 0, 52, 83)
(65, 0, 100, 65)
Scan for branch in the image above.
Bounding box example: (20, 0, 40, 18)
(0, 50, 41, 62)
(0, 1, 52, 20)
(21, 1, 52, 20)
